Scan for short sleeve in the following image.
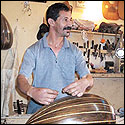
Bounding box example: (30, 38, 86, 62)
(75, 47, 90, 78)
(19, 48, 36, 78)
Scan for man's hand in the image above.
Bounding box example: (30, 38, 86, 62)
(27, 87, 59, 105)
(62, 74, 93, 97)
(17, 74, 58, 105)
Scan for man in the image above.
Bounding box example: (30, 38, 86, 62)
(17, 3, 93, 114)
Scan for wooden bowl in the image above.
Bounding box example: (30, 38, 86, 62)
(26, 93, 116, 124)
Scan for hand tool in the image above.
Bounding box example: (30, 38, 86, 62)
(98, 43, 101, 57)
(93, 44, 98, 59)
(87, 40, 89, 49)
(91, 40, 94, 49)
(87, 49, 90, 68)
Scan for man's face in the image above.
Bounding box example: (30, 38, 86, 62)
(54, 10, 73, 37)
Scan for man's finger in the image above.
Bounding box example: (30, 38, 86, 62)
(45, 88, 59, 95)
(77, 92, 83, 97)
(62, 82, 77, 93)
(72, 91, 79, 96)
(46, 93, 58, 99)
(66, 87, 77, 94)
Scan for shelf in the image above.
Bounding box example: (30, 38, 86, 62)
(91, 73, 124, 78)
(71, 30, 121, 37)
(86, 31, 120, 36)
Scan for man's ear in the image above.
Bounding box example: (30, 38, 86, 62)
(48, 18, 55, 27)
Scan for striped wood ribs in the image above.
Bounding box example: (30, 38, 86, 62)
(26, 93, 116, 124)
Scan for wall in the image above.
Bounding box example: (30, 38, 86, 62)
(90, 77, 124, 110)
(1, 1, 124, 114)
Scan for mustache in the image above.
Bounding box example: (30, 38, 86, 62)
(63, 26, 72, 30)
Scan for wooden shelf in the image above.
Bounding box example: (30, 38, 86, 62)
(86, 31, 120, 36)
(91, 73, 124, 78)
(71, 30, 121, 37)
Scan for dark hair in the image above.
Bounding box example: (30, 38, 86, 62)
(36, 23, 49, 40)
(46, 3, 70, 27)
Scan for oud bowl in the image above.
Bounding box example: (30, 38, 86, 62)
(26, 93, 116, 124)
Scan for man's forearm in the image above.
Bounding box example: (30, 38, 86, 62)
(82, 74, 94, 91)
(17, 74, 59, 105)
(17, 74, 32, 95)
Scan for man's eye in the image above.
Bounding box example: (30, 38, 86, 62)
(65, 18, 68, 21)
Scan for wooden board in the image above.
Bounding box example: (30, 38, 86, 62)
(90, 69, 107, 73)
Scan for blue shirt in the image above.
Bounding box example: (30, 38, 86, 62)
(19, 32, 90, 114)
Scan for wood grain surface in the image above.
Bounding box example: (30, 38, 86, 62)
(26, 93, 116, 124)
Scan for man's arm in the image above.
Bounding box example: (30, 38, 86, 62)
(62, 74, 93, 97)
(17, 74, 32, 95)
(17, 74, 59, 105)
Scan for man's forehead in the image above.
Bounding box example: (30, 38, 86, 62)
(59, 10, 72, 18)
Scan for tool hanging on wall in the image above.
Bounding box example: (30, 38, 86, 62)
(92, 44, 98, 59)
(114, 34, 124, 59)
(100, 53, 104, 62)
(87, 40, 89, 49)
(100, 38, 106, 44)
(91, 40, 94, 49)
(73, 42, 78, 47)
(100, 33, 106, 44)
(98, 43, 102, 57)
(87, 49, 90, 68)
(83, 42, 86, 56)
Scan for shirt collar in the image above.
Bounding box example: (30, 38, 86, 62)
(42, 32, 70, 48)
(42, 32, 49, 48)
(63, 37, 70, 48)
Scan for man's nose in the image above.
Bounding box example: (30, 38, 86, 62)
(69, 20, 73, 26)
(67, 21, 73, 29)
